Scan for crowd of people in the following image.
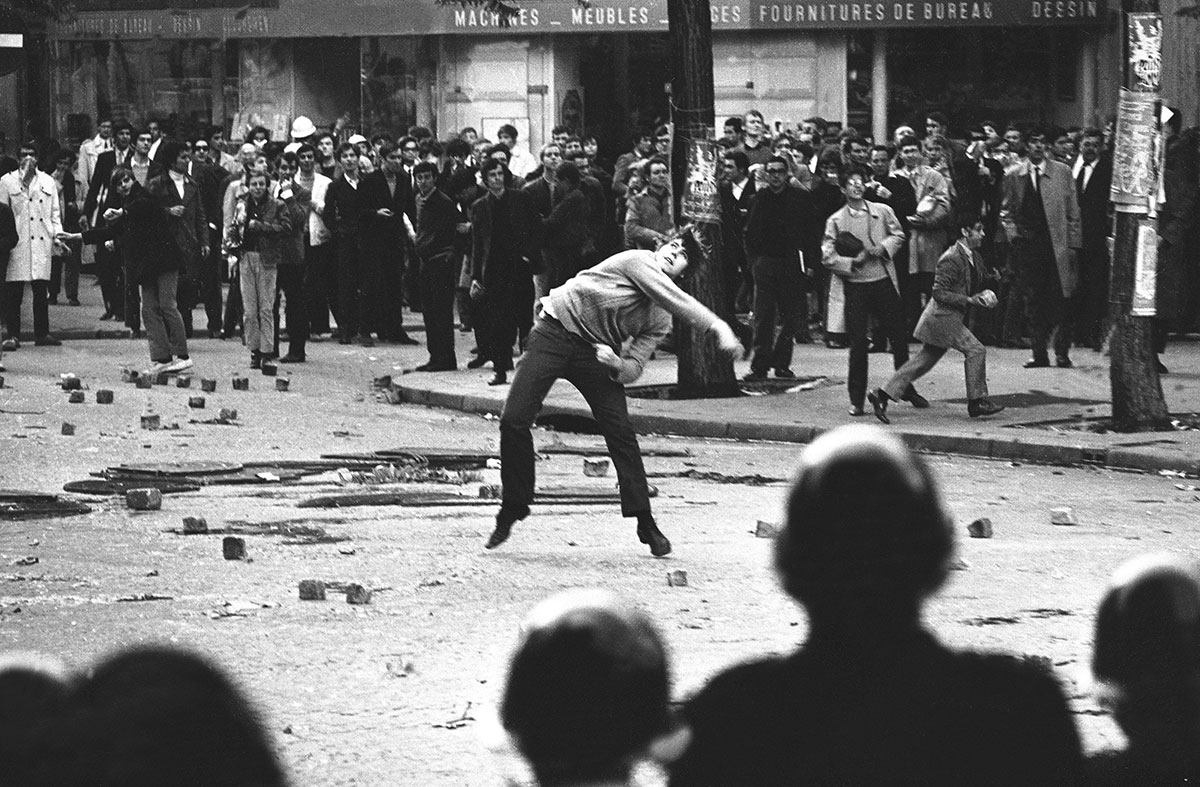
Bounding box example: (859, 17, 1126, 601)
(1, 108, 1196, 395)
(6, 425, 1200, 786)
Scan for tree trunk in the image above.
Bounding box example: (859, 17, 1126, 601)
(667, 0, 738, 398)
(1109, 0, 1170, 431)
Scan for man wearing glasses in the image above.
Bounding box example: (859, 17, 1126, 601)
(742, 155, 808, 381)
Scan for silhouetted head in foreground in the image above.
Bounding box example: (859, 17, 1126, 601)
(1093, 553, 1200, 771)
(65, 646, 288, 787)
(501, 589, 687, 786)
(775, 425, 953, 634)
(0, 652, 70, 786)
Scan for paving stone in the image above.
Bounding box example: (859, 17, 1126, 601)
(126, 488, 163, 510)
(140, 414, 161, 430)
(182, 516, 208, 534)
(121, 369, 139, 383)
(967, 517, 994, 538)
(298, 579, 326, 600)
(583, 458, 610, 477)
(1050, 507, 1078, 526)
(95, 389, 114, 404)
(222, 536, 246, 560)
(667, 569, 688, 587)
(218, 408, 238, 421)
(200, 378, 218, 392)
(755, 520, 779, 538)
(136, 375, 153, 389)
(175, 376, 192, 388)
(232, 377, 250, 391)
(60, 374, 81, 390)
(478, 483, 502, 499)
(61, 422, 75, 436)
(261, 362, 277, 377)
(68, 391, 85, 403)
(275, 378, 289, 391)
(345, 583, 372, 605)
(188, 396, 206, 409)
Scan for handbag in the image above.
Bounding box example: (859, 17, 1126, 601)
(834, 230, 865, 258)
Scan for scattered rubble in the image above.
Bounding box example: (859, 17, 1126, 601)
(755, 521, 779, 539)
(967, 517, 994, 538)
(222, 537, 247, 560)
(298, 579, 326, 600)
(125, 488, 163, 511)
(95, 389, 114, 404)
(345, 583, 371, 605)
(667, 570, 688, 587)
(1050, 507, 1078, 526)
(61, 423, 75, 436)
(582, 458, 610, 477)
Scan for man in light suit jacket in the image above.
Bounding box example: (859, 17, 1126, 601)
(869, 214, 1005, 423)
(999, 126, 1083, 368)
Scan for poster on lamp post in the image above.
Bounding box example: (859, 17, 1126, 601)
(1132, 219, 1158, 316)
(681, 138, 721, 224)
(1110, 89, 1158, 212)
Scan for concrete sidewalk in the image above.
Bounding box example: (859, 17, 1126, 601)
(24, 273, 1200, 476)
(395, 326, 1200, 478)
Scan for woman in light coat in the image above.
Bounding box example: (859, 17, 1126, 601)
(0, 141, 63, 347)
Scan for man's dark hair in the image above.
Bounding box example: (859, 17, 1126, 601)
(369, 132, 393, 146)
(642, 156, 669, 177)
(480, 157, 513, 186)
(407, 126, 433, 141)
(278, 152, 299, 170)
(724, 150, 750, 171)
(803, 116, 828, 134)
(765, 155, 790, 171)
(1081, 127, 1104, 141)
(724, 117, 744, 134)
(487, 144, 512, 163)
(838, 168, 867, 188)
(376, 141, 397, 160)
(113, 121, 134, 135)
(413, 160, 439, 179)
(445, 137, 472, 159)
(248, 125, 270, 141)
(159, 141, 186, 166)
(926, 111, 950, 128)
(631, 129, 652, 145)
(955, 210, 983, 232)
(295, 143, 316, 159)
(556, 161, 581, 187)
(869, 144, 891, 158)
(335, 141, 357, 158)
(551, 123, 572, 137)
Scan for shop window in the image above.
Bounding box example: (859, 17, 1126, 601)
(361, 37, 425, 137)
(52, 39, 221, 144)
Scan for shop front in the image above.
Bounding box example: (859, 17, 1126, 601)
(46, 0, 1114, 154)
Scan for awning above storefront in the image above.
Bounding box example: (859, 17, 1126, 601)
(51, 0, 1108, 39)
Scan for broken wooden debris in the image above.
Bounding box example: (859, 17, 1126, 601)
(260, 362, 278, 377)
(64, 478, 202, 496)
(299, 486, 657, 509)
(60, 374, 82, 390)
(0, 492, 91, 520)
(136, 375, 153, 389)
(175, 376, 192, 388)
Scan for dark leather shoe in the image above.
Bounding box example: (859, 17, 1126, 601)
(467, 356, 489, 369)
(969, 397, 1006, 418)
(415, 362, 455, 372)
(488, 372, 508, 386)
(1055, 356, 1073, 368)
(1156, 359, 1169, 374)
(868, 340, 889, 353)
(395, 333, 420, 346)
(867, 389, 891, 424)
(250, 353, 262, 370)
(358, 334, 375, 348)
(485, 505, 529, 549)
(279, 354, 306, 364)
(773, 368, 796, 379)
(1023, 358, 1050, 368)
(99, 311, 115, 321)
(636, 521, 672, 557)
(742, 370, 767, 382)
(34, 335, 62, 347)
(68, 298, 80, 307)
(901, 388, 930, 408)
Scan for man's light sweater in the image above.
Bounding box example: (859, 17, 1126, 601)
(544, 250, 721, 384)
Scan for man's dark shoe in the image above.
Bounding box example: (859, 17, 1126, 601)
(1156, 359, 1169, 374)
(34, 335, 62, 347)
(68, 298, 80, 307)
(488, 372, 508, 386)
(868, 338, 889, 353)
(636, 519, 672, 557)
(901, 388, 930, 408)
(867, 388, 891, 424)
(825, 338, 847, 350)
(395, 333, 420, 346)
(742, 369, 767, 382)
(415, 362, 456, 372)
(467, 356, 489, 369)
(774, 367, 796, 379)
(485, 505, 529, 549)
(358, 333, 375, 348)
(279, 354, 306, 364)
(1055, 356, 1073, 368)
(250, 352, 262, 370)
(1023, 358, 1050, 368)
(969, 397, 1006, 418)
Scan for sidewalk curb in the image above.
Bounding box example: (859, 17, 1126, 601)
(396, 383, 1200, 477)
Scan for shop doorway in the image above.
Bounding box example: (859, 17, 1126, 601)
(578, 32, 669, 167)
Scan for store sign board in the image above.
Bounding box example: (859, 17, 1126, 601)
(50, 0, 1107, 39)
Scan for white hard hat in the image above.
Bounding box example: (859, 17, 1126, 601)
(290, 116, 317, 139)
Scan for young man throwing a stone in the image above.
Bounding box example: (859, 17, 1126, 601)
(487, 229, 741, 556)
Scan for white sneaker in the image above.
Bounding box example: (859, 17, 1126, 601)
(147, 361, 172, 375)
(164, 358, 193, 373)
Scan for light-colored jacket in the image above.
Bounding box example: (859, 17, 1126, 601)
(76, 134, 109, 194)
(913, 240, 983, 347)
(0, 170, 62, 282)
(899, 165, 951, 274)
(821, 201, 906, 334)
(294, 172, 331, 246)
(999, 159, 1083, 297)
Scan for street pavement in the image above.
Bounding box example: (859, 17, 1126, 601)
(21, 273, 1200, 477)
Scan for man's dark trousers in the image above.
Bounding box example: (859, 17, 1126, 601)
(420, 250, 457, 367)
(750, 255, 805, 373)
(198, 229, 224, 334)
(844, 277, 910, 408)
(274, 264, 308, 358)
(500, 316, 651, 517)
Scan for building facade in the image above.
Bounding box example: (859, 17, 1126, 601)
(37, 0, 1196, 153)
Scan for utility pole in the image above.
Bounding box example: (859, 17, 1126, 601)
(1108, 0, 1170, 431)
(666, 0, 738, 398)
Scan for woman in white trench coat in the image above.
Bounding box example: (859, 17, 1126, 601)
(0, 141, 63, 348)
